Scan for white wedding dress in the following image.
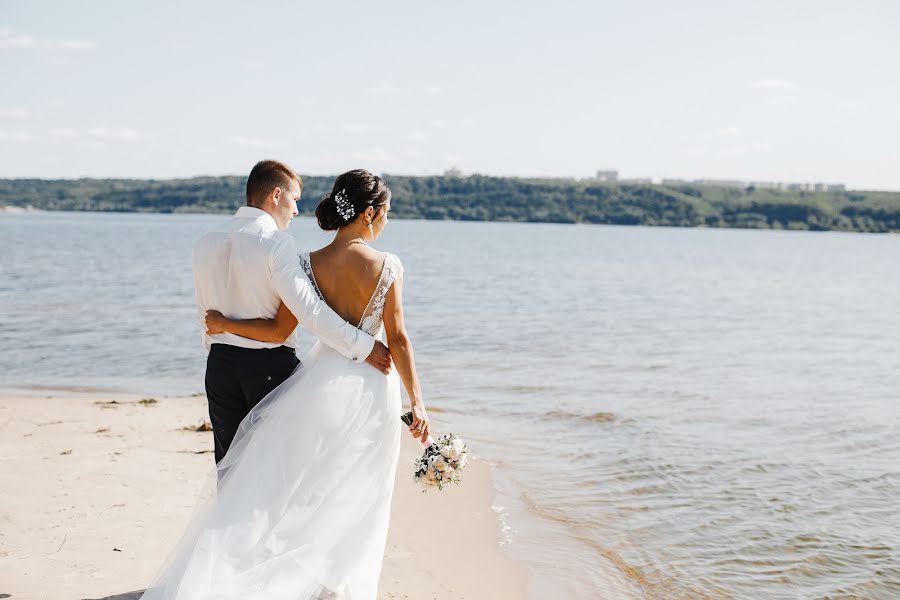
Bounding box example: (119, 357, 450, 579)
(140, 252, 405, 600)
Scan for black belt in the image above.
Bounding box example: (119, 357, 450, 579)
(210, 343, 296, 355)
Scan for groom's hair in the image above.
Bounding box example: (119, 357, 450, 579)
(246, 160, 303, 207)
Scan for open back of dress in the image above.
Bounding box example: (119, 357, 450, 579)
(300, 251, 405, 338)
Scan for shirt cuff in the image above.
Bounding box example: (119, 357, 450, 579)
(350, 333, 376, 362)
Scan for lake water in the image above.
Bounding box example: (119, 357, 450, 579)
(2, 211, 899, 599)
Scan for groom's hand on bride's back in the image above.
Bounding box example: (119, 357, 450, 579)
(365, 341, 392, 375)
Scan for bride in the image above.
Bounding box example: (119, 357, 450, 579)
(140, 169, 431, 600)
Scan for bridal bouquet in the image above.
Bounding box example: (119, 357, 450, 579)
(401, 411, 469, 491)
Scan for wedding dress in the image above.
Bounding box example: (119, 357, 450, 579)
(140, 252, 405, 600)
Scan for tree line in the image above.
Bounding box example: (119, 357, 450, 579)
(1, 175, 898, 233)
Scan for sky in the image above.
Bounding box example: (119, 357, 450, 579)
(1, 0, 899, 189)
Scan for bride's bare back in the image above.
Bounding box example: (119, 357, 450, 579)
(307, 243, 387, 327)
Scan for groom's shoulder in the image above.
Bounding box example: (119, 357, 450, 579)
(192, 216, 232, 248)
(252, 227, 297, 258)
(266, 227, 295, 247)
(193, 213, 240, 240)
(194, 215, 290, 243)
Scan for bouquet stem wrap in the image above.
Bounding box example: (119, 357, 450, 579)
(400, 411, 434, 447)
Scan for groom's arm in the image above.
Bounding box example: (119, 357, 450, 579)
(268, 234, 377, 363)
(191, 240, 212, 352)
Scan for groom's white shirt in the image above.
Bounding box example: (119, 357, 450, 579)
(192, 206, 375, 361)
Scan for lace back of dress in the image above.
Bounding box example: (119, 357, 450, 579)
(358, 253, 403, 336)
(300, 253, 324, 301)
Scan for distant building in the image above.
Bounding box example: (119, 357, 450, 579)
(597, 173, 846, 192)
(676, 178, 847, 192)
(753, 181, 778, 190)
(694, 179, 746, 188)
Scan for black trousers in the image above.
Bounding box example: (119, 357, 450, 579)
(205, 343, 300, 464)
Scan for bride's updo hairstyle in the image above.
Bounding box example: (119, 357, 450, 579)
(315, 169, 391, 231)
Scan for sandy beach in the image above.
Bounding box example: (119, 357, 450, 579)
(0, 392, 526, 600)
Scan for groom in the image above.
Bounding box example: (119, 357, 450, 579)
(192, 159, 392, 464)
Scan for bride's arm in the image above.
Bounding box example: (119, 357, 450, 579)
(382, 278, 431, 443)
(204, 303, 298, 343)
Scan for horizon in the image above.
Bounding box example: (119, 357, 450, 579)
(2, 1, 899, 190)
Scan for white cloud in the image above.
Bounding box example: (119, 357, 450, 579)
(408, 131, 428, 142)
(0, 108, 30, 119)
(88, 127, 142, 141)
(0, 30, 35, 49)
(232, 136, 285, 147)
(425, 86, 442, 95)
(717, 127, 741, 136)
(0, 130, 31, 142)
(49, 128, 79, 138)
(0, 28, 95, 50)
(46, 39, 96, 50)
(751, 79, 796, 89)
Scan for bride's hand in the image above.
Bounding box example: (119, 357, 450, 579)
(408, 403, 430, 444)
(205, 310, 230, 335)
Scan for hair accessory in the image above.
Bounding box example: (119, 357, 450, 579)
(334, 189, 355, 221)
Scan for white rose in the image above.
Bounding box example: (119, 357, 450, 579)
(433, 455, 448, 472)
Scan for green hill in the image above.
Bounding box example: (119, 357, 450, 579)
(2, 175, 898, 233)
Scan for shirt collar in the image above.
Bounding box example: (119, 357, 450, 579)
(235, 206, 278, 230)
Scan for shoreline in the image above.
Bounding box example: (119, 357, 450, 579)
(2, 206, 899, 236)
(0, 393, 527, 599)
